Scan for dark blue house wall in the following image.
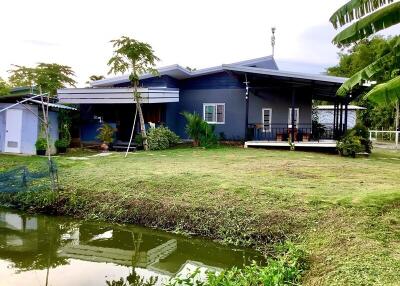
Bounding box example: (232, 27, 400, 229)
(248, 90, 312, 127)
(164, 72, 247, 140)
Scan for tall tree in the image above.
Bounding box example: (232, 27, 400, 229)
(8, 63, 76, 96)
(330, 0, 400, 130)
(108, 36, 159, 151)
(8, 63, 76, 190)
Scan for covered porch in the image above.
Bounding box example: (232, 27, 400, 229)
(223, 65, 362, 149)
(58, 87, 179, 146)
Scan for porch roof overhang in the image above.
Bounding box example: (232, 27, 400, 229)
(222, 65, 363, 102)
(57, 87, 179, 104)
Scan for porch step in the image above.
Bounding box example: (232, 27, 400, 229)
(112, 141, 137, 152)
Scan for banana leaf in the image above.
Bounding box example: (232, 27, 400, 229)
(332, 1, 400, 47)
(364, 76, 400, 104)
(330, 0, 394, 29)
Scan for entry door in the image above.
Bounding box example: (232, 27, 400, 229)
(4, 109, 23, 153)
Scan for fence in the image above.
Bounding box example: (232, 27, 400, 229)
(0, 160, 58, 193)
(369, 130, 399, 148)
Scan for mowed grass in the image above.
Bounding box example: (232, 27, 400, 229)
(1, 146, 399, 285)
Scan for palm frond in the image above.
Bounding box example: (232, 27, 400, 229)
(332, 1, 400, 47)
(337, 38, 400, 96)
(364, 76, 400, 104)
(330, 0, 395, 29)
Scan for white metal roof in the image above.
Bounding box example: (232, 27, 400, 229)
(221, 64, 347, 84)
(27, 99, 77, 110)
(90, 56, 279, 87)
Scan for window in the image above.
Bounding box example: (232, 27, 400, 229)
(262, 108, 272, 132)
(203, 103, 225, 124)
(288, 108, 299, 128)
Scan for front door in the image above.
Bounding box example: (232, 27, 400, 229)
(4, 109, 23, 153)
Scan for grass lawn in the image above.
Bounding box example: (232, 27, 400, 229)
(1, 147, 399, 285)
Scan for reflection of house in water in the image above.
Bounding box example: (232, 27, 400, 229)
(0, 210, 262, 283)
(58, 223, 229, 277)
(0, 212, 39, 251)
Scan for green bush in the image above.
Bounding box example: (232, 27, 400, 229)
(147, 126, 180, 150)
(35, 138, 47, 151)
(337, 133, 363, 157)
(337, 124, 373, 157)
(55, 138, 69, 149)
(182, 112, 218, 148)
(167, 242, 306, 286)
(352, 123, 373, 153)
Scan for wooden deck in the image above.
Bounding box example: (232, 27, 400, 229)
(244, 140, 337, 149)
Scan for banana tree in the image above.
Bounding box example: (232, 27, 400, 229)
(108, 36, 159, 151)
(330, 0, 400, 129)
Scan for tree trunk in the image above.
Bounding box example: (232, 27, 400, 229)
(133, 81, 148, 150)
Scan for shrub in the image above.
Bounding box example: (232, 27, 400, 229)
(182, 112, 218, 148)
(97, 123, 115, 144)
(147, 126, 180, 150)
(337, 133, 363, 157)
(35, 138, 47, 151)
(182, 112, 204, 146)
(134, 134, 143, 147)
(55, 138, 69, 149)
(337, 124, 373, 157)
(352, 123, 373, 153)
(167, 242, 306, 286)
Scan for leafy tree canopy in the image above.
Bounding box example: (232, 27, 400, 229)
(327, 36, 399, 129)
(8, 63, 76, 96)
(327, 36, 399, 81)
(0, 77, 11, 96)
(108, 36, 159, 84)
(86, 75, 105, 84)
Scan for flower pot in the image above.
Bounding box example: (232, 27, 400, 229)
(100, 143, 109, 152)
(57, 147, 67, 154)
(36, 150, 46, 156)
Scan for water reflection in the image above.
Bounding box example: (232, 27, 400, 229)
(0, 209, 263, 286)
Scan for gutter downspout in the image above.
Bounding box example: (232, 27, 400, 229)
(244, 73, 250, 141)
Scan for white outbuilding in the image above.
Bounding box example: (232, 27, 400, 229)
(0, 87, 75, 155)
(316, 105, 366, 129)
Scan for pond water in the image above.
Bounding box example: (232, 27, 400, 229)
(0, 208, 264, 286)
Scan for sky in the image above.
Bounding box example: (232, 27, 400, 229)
(1, 0, 399, 86)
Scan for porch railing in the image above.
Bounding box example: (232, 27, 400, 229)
(247, 123, 335, 142)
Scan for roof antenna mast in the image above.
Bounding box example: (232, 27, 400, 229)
(271, 27, 276, 57)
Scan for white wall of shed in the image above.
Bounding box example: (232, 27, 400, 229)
(317, 109, 357, 129)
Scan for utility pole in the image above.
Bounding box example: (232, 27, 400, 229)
(271, 27, 276, 57)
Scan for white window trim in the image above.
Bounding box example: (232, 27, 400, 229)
(203, 103, 225, 124)
(262, 108, 272, 132)
(288, 108, 299, 128)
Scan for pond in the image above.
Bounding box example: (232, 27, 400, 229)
(0, 208, 264, 286)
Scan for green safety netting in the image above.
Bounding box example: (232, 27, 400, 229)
(0, 159, 58, 192)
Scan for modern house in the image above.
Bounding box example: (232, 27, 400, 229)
(0, 87, 74, 155)
(58, 55, 360, 148)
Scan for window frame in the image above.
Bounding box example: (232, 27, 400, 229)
(203, 103, 225, 124)
(288, 108, 300, 128)
(262, 108, 272, 133)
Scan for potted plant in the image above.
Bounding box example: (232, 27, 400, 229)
(55, 138, 69, 154)
(35, 138, 47, 156)
(96, 123, 115, 151)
